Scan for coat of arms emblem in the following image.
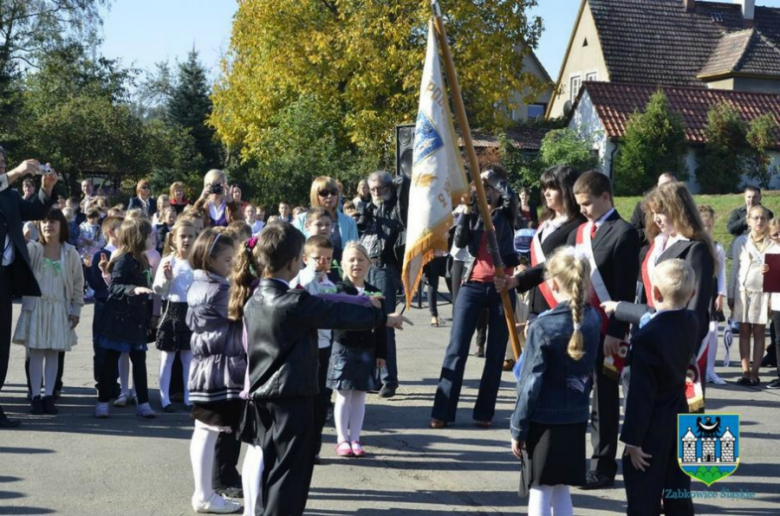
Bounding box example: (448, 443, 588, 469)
(678, 414, 740, 486)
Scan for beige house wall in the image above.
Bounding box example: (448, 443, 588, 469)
(549, 1, 609, 119)
(510, 53, 554, 121)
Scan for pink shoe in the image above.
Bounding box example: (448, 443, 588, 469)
(351, 441, 366, 457)
(336, 441, 353, 457)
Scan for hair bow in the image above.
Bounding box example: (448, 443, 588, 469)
(564, 246, 590, 261)
(246, 236, 258, 251)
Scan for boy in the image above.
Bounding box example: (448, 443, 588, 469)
(61, 207, 80, 247)
(621, 259, 697, 516)
(78, 209, 105, 259)
(278, 201, 292, 222)
(155, 207, 176, 255)
(304, 208, 342, 282)
(244, 204, 265, 235)
(291, 235, 337, 463)
(243, 222, 407, 515)
(567, 170, 640, 490)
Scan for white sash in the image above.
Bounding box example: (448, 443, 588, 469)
(577, 221, 612, 304)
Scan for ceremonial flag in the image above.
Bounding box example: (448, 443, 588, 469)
(402, 20, 469, 308)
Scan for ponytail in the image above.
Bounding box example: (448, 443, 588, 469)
(567, 257, 587, 361)
(228, 237, 260, 321)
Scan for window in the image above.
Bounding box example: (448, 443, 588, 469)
(528, 103, 546, 119)
(586, 72, 598, 82)
(570, 75, 582, 101)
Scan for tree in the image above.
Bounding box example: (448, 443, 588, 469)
(745, 114, 779, 190)
(613, 90, 688, 195)
(696, 102, 750, 194)
(211, 0, 547, 176)
(168, 50, 221, 170)
(538, 128, 599, 173)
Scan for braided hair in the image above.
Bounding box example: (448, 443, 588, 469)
(545, 247, 592, 361)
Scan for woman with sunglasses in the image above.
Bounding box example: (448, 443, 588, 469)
(295, 176, 359, 260)
(128, 179, 156, 219)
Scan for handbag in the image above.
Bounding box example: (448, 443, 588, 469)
(11, 310, 32, 345)
(517, 450, 530, 499)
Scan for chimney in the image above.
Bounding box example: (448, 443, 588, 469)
(737, 0, 755, 26)
(684, 0, 695, 12)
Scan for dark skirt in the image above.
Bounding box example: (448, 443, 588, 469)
(156, 301, 192, 352)
(326, 342, 378, 392)
(191, 399, 244, 429)
(239, 398, 268, 446)
(526, 421, 587, 487)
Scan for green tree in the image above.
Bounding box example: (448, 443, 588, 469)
(168, 50, 221, 170)
(696, 102, 749, 194)
(745, 114, 779, 190)
(539, 129, 599, 173)
(613, 90, 688, 195)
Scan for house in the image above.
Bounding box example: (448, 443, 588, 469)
(510, 51, 554, 122)
(566, 81, 780, 191)
(548, 0, 780, 119)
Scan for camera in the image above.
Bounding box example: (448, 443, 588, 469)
(210, 184, 223, 195)
(39, 164, 52, 175)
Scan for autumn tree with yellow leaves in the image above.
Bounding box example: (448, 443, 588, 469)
(211, 0, 546, 204)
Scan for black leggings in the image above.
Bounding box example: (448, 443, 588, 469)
(98, 349, 149, 404)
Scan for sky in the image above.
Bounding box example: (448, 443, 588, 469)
(100, 0, 780, 84)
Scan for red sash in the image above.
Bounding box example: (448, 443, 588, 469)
(685, 337, 708, 412)
(642, 243, 655, 309)
(530, 227, 557, 309)
(575, 223, 609, 334)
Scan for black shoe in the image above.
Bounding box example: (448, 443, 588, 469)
(579, 471, 615, 490)
(31, 396, 44, 415)
(170, 392, 184, 403)
(162, 404, 176, 413)
(42, 396, 58, 415)
(53, 390, 61, 400)
(0, 407, 21, 428)
(736, 376, 751, 386)
(215, 486, 243, 499)
(766, 378, 780, 389)
(760, 355, 777, 368)
(378, 385, 397, 398)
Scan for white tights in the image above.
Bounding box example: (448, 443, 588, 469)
(528, 485, 573, 516)
(29, 349, 59, 397)
(190, 422, 220, 503)
(241, 445, 264, 516)
(334, 389, 366, 444)
(707, 321, 719, 376)
(159, 350, 192, 406)
(118, 352, 134, 396)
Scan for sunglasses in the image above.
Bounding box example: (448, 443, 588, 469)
(318, 189, 339, 197)
(140, 185, 150, 190)
(771, 233, 780, 239)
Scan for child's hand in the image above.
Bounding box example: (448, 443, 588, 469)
(603, 335, 621, 357)
(762, 264, 770, 274)
(368, 296, 385, 310)
(601, 301, 619, 315)
(68, 315, 79, 330)
(98, 253, 109, 274)
(511, 439, 525, 459)
(625, 444, 652, 472)
(386, 313, 413, 330)
(163, 260, 173, 281)
(130, 286, 153, 296)
(376, 358, 386, 370)
(715, 295, 724, 313)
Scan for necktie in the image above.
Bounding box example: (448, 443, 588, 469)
(590, 223, 598, 239)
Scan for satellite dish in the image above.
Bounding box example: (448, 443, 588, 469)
(563, 100, 573, 117)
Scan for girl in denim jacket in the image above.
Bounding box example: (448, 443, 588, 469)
(510, 248, 600, 516)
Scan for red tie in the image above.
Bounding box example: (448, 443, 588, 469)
(591, 223, 598, 239)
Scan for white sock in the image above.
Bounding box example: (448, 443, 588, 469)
(528, 485, 552, 516)
(241, 445, 264, 516)
(43, 350, 59, 397)
(550, 485, 573, 516)
(29, 349, 44, 398)
(119, 352, 130, 396)
(180, 351, 193, 405)
(190, 423, 219, 503)
(348, 391, 367, 443)
(707, 321, 718, 377)
(159, 351, 175, 406)
(334, 389, 353, 443)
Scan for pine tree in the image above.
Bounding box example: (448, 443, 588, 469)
(167, 50, 221, 171)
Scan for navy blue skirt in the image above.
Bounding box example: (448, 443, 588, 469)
(326, 342, 379, 392)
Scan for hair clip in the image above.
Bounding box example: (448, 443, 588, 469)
(573, 323, 582, 331)
(246, 236, 258, 251)
(208, 233, 222, 256)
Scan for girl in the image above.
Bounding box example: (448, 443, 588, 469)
(95, 217, 156, 419)
(767, 220, 780, 390)
(193, 169, 241, 227)
(152, 194, 170, 226)
(699, 205, 727, 385)
(516, 186, 539, 229)
(153, 220, 197, 412)
(187, 228, 245, 514)
(14, 209, 84, 415)
(510, 248, 600, 516)
(328, 242, 388, 457)
(170, 181, 190, 214)
(728, 205, 778, 386)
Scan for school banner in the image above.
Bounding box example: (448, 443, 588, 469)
(402, 20, 469, 308)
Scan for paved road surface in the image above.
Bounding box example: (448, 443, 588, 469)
(1, 300, 778, 515)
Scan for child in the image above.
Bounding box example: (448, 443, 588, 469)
(278, 201, 291, 222)
(290, 235, 337, 462)
(13, 209, 84, 415)
(239, 222, 408, 516)
(78, 209, 105, 260)
(620, 259, 698, 516)
(152, 195, 170, 227)
(510, 248, 600, 516)
(328, 242, 387, 458)
(244, 204, 265, 235)
(94, 217, 156, 418)
(155, 206, 177, 255)
(226, 220, 252, 243)
(292, 206, 308, 219)
(699, 205, 727, 385)
(186, 228, 245, 514)
(62, 206, 80, 247)
(728, 205, 778, 386)
(153, 220, 197, 412)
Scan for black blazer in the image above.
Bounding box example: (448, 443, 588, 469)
(514, 214, 586, 315)
(0, 182, 56, 296)
(100, 253, 152, 345)
(566, 210, 640, 341)
(615, 239, 714, 347)
(128, 196, 157, 218)
(332, 279, 387, 359)
(620, 309, 698, 447)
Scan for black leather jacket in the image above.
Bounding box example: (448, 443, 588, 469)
(356, 175, 410, 271)
(244, 279, 387, 400)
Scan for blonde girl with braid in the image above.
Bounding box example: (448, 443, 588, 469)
(509, 247, 602, 516)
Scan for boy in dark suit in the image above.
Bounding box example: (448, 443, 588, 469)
(567, 170, 640, 489)
(621, 259, 697, 516)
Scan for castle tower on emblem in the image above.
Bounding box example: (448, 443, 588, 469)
(682, 428, 697, 463)
(678, 414, 740, 486)
(721, 427, 735, 463)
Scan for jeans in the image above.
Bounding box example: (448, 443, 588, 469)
(367, 265, 400, 388)
(432, 281, 514, 422)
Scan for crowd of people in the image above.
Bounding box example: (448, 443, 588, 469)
(0, 146, 778, 516)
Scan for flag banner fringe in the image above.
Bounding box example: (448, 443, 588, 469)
(402, 215, 453, 310)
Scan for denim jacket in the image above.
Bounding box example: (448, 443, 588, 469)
(510, 302, 600, 441)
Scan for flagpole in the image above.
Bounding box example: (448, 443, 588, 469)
(430, 0, 522, 360)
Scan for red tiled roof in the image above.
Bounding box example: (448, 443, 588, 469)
(576, 81, 780, 147)
(458, 127, 550, 151)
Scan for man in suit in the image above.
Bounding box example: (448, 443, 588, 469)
(0, 148, 58, 428)
(568, 170, 640, 490)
